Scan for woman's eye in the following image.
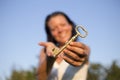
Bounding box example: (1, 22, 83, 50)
(51, 28, 55, 31)
(61, 23, 68, 27)
(51, 27, 57, 32)
(61, 24, 66, 27)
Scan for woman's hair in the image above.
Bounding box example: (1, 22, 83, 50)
(45, 11, 76, 45)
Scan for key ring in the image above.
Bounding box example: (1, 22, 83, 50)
(75, 25, 88, 38)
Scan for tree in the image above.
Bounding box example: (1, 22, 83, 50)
(87, 63, 104, 80)
(105, 61, 120, 80)
(6, 67, 36, 80)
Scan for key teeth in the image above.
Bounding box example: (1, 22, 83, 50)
(52, 48, 59, 57)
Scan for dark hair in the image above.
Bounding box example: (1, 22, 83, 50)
(45, 11, 76, 45)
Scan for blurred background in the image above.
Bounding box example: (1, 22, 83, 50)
(0, 0, 120, 80)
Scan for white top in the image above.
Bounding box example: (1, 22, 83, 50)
(48, 60, 88, 80)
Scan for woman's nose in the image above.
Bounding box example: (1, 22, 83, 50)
(57, 26, 63, 33)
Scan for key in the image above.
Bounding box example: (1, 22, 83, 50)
(52, 25, 88, 57)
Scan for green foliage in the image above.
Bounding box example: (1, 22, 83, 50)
(105, 61, 120, 80)
(87, 61, 120, 80)
(6, 67, 36, 80)
(6, 61, 120, 80)
(87, 63, 103, 80)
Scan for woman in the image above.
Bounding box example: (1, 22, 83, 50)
(37, 11, 90, 80)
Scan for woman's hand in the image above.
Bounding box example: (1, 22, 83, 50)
(39, 42, 58, 57)
(63, 42, 90, 66)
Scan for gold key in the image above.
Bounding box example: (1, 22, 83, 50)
(52, 25, 88, 57)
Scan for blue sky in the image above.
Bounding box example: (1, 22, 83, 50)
(0, 0, 120, 79)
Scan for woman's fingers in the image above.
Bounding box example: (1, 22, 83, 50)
(63, 49, 85, 62)
(70, 42, 86, 49)
(38, 42, 56, 57)
(69, 42, 90, 56)
(39, 42, 52, 47)
(62, 42, 90, 66)
(62, 54, 83, 66)
(66, 45, 86, 56)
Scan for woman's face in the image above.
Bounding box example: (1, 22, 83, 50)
(48, 15, 72, 45)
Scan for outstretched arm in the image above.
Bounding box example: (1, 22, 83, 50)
(37, 48, 55, 80)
